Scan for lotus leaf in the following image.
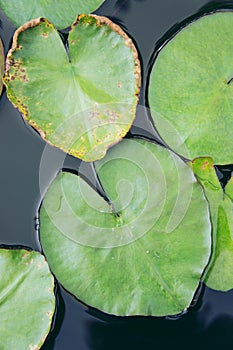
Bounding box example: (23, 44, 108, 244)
(191, 157, 233, 291)
(0, 248, 55, 349)
(148, 12, 233, 165)
(4, 15, 140, 161)
(40, 139, 211, 317)
(0, 0, 106, 29)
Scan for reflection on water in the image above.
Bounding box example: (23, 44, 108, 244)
(114, 0, 147, 15)
(43, 286, 233, 350)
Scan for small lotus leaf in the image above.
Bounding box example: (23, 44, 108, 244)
(4, 15, 140, 161)
(40, 139, 211, 317)
(0, 248, 55, 349)
(0, 0, 106, 29)
(191, 157, 233, 291)
(148, 12, 233, 165)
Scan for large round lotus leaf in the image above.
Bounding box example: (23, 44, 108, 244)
(0, 248, 55, 349)
(40, 139, 211, 317)
(148, 12, 233, 165)
(0, 0, 106, 29)
(191, 157, 233, 291)
(4, 15, 140, 161)
(0, 37, 4, 95)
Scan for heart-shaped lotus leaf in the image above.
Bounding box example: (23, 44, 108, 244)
(0, 0, 106, 29)
(4, 16, 140, 162)
(39, 138, 211, 317)
(191, 157, 233, 291)
(148, 12, 233, 165)
(0, 248, 55, 349)
(0, 37, 4, 95)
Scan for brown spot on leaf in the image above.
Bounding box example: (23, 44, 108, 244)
(201, 160, 214, 170)
(46, 311, 53, 318)
(89, 110, 100, 120)
(22, 251, 30, 259)
(22, 74, 28, 82)
(29, 345, 39, 350)
(106, 109, 120, 122)
(37, 262, 42, 269)
(20, 103, 29, 118)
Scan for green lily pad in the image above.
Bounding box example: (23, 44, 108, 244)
(148, 12, 233, 165)
(0, 37, 4, 95)
(0, 248, 55, 349)
(0, 0, 106, 29)
(40, 139, 211, 317)
(191, 157, 233, 291)
(4, 15, 140, 161)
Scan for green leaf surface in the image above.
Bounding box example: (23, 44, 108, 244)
(40, 139, 211, 317)
(4, 15, 140, 161)
(191, 157, 233, 291)
(0, 0, 106, 29)
(148, 12, 233, 165)
(0, 248, 55, 349)
(0, 37, 4, 95)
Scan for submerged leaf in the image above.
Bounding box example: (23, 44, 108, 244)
(148, 12, 233, 165)
(4, 15, 140, 161)
(0, 0, 106, 29)
(191, 157, 233, 291)
(0, 248, 55, 349)
(40, 139, 211, 317)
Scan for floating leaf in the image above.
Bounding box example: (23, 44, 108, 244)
(191, 157, 233, 291)
(148, 12, 233, 165)
(0, 0, 106, 29)
(0, 248, 55, 349)
(4, 15, 140, 161)
(0, 37, 4, 95)
(40, 139, 211, 317)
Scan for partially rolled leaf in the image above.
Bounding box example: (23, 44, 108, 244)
(4, 15, 140, 161)
(0, 0, 106, 29)
(148, 12, 233, 165)
(0, 37, 4, 95)
(40, 139, 211, 317)
(0, 248, 55, 349)
(191, 157, 233, 291)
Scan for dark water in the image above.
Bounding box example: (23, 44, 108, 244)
(1, 0, 233, 349)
